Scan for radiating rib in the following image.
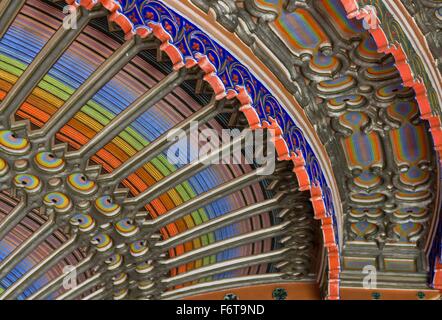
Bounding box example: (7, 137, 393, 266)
(159, 221, 291, 269)
(98, 99, 224, 185)
(0, 7, 104, 124)
(0, 0, 26, 39)
(141, 168, 267, 230)
(30, 39, 143, 142)
(0, 199, 33, 241)
(0, 235, 78, 300)
(124, 132, 248, 209)
(160, 274, 285, 300)
(65, 69, 188, 162)
(162, 248, 289, 288)
(27, 253, 94, 300)
(0, 213, 57, 280)
(155, 195, 282, 251)
(56, 272, 102, 300)
(82, 287, 106, 300)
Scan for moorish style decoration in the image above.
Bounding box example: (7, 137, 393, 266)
(0, 0, 439, 300)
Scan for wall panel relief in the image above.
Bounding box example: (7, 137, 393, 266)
(190, 0, 441, 290)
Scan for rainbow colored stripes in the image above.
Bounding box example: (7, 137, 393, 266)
(387, 101, 430, 166)
(274, 8, 329, 53)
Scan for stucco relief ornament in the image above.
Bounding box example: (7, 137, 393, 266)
(352, 5, 380, 31)
(243, 0, 281, 22)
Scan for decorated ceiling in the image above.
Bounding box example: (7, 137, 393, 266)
(0, 0, 440, 300)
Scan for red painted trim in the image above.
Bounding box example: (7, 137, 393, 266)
(434, 257, 442, 290)
(100, 0, 122, 12)
(262, 117, 291, 161)
(109, 11, 133, 38)
(339, 0, 442, 167)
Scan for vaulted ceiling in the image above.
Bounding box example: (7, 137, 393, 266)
(0, 0, 440, 300)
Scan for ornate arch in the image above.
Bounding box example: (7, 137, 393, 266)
(0, 0, 440, 300)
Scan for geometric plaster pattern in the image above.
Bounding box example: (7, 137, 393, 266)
(190, 0, 441, 291)
(0, 0, 324, 300)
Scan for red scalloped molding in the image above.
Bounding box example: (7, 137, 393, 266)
(340, 0, 442, 162)
(340, 0, 442, 292)
(64, 0, 341, 300)
(434, 258, 442, 290)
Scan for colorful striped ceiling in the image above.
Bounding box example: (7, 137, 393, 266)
(0, 0, 284, 299)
